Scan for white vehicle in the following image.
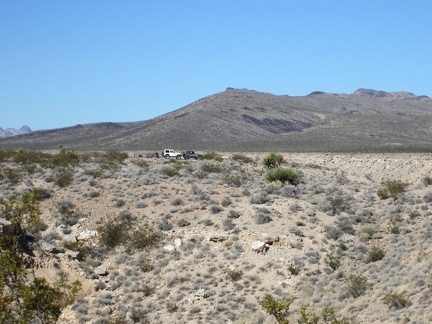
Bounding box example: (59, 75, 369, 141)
(162, 149, 182, 159)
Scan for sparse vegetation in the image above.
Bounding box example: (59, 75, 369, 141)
(0, 149, 430, 323)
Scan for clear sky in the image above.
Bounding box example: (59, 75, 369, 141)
(1, 1, 431, 131)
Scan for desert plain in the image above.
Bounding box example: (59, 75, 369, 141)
(2, 150, 432, 323)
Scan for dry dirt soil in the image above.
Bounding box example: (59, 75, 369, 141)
(3, 152, 432, 323)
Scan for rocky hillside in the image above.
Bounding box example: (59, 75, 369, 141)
(1, 88, 431, 152)
(1, 149, 432, 322)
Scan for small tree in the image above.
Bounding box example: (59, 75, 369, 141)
(0, 193, 81, 323)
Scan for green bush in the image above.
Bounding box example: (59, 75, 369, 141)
(0, 193, 81, 322)
(201, 163, 222, 173)
(97, 218, 129, 249)
(377, 180, 407, 200)
(382, 292, 408, 309)
(128, 224, 163, 251)
(259, 294, 291, 324)
(367, 245, 386, 262)
(231, 154, 253, 163)
(54, 169, 74, 187)
(200, 151, 223, 161)
(161, 166, 179, 177)
(262, 152, 284, 169)
(346, 274, 368, 298)
(265, 167, 299, 184)
(259, 294, 351, 324)
(225, 269, 243, 281)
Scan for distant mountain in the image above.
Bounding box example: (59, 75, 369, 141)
(0, 89, 431, 152)
(0, 125, 31, 137)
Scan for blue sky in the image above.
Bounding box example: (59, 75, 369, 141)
(1, 1, 431, 131)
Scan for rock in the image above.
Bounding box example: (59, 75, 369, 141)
(163, 244, 176, 252)
(251, 240, 268, 253)
(77, 230, 97, 241)
(207, 232, 228, 242)
(194, 288, 207, 300)
(95, 265, 108, 276)
(174, 238, 182, 247)
(65, 250, 80, 260)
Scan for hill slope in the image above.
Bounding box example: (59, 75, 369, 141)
(1, 88, 432, 152)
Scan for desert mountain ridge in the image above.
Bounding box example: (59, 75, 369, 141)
(0, 125, 31, 137)
(1, 88, 431, 152)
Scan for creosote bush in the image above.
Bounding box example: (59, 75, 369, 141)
(377, 180, 408, 200)
(382, 292, 408, 309)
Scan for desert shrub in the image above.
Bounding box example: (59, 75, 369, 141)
(88, 190, 100, 198)
(51, 149, 81, 168)
(259, 294, 291, 324)
(357, 226, 376, 241)
(55, 199, 79, 226)
(265, 167, 299, 184)
(222, 171, 248, 187)
(161, 166, 179, 177)
(201, 218, 213, 226)
(0, 193, 81, 323)
(231, 154, 253, 163)
(201, 163, 222, 173)
(377, 180, 407, 200)
(367, 245, 385, 262)
(221, 196, 232, 207)
(325, 249, 341, 270)
(329, 197, 350, 214)
(255, 213, 272, 224)
(131, 159, 149, 168)
(129, 224, 162, 251)
(227, 210, 240, 219)
(288, 263, 301, 275)
(0, 168, 21, 185)
(171, 197, 183, 206)
(54, 169, 74, 187)
(422, 176, 432, 186)
(210, 205, 224, 214)
(337, 216, 355, 235)
(262, 152, 284, 169)
(115, 199, 125, 208)
(250, 192, 271, 204)
(97, 218, 129, 249)
(157, 219, 173, 231)
(346, 274, 368, 298)
(177, 218, 190, 227)
(325, 225, 343, 240)
(382, 292, 408, 309)
(222, 218, 235, 231)
(102, 149, 128, 164)
(139, 261, 154, 273)
(200, 151, 223, 161)
(225, 269, 243, 281)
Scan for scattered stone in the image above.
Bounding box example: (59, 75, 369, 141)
(251, 240, 268, 253)
(95, 265, 108, 276)
(207, 232, 228, 242)
(174, 237, 182, 247)
(77, 230, 97, 241)
(163, 244, 176, 252)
